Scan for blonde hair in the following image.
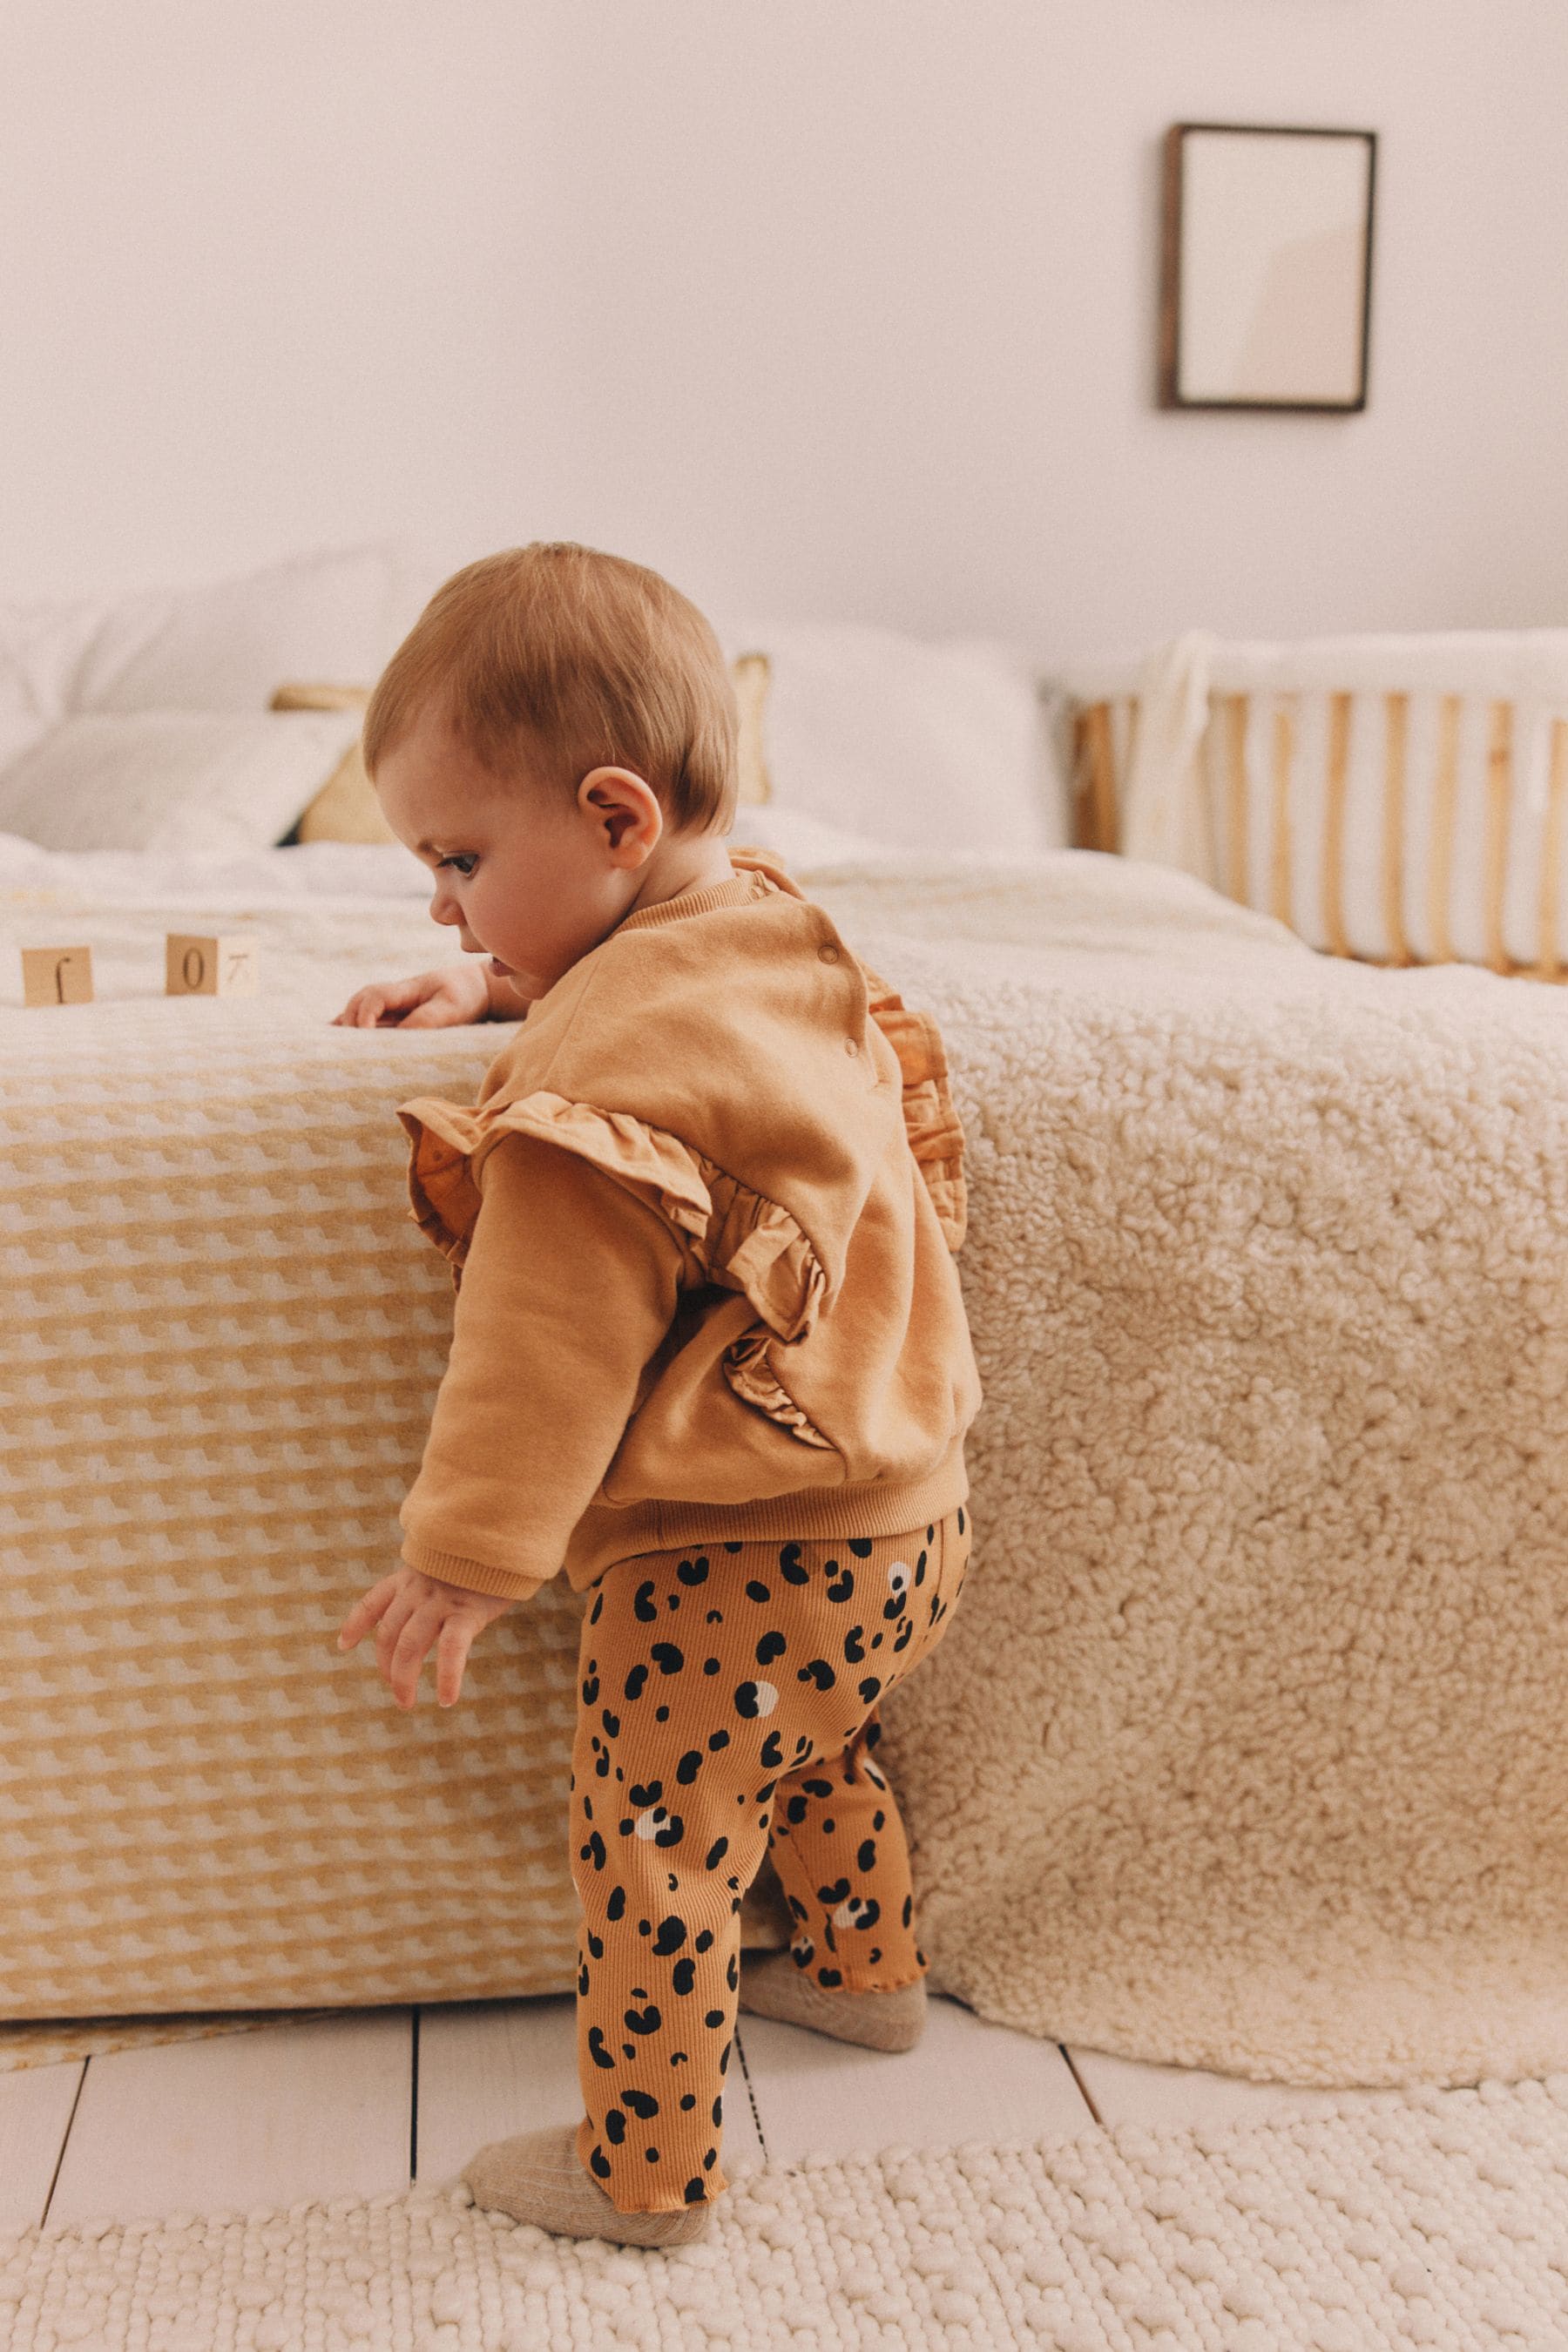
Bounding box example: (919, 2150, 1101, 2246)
(362, 542, 739, 835)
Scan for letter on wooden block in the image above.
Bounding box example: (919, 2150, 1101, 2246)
(166, 935, 259, 997)
(22, 947, 94, 1006)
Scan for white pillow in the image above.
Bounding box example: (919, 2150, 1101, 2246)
(720, 801, 891, 874)
(0, 709, 366, 855)
(0, 544, 403, 733)
(713, 618, 1064, 857)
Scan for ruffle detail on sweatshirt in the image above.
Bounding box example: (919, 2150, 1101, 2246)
(395, 1089, 827, 1351)
(721, 1327, 836, 1447)
(860, 963, 969, 1254)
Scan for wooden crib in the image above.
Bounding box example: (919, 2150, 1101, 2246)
(1059, 633, 1568, 978)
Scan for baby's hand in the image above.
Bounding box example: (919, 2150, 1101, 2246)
(331, 963, 491, 1028)
(336, 1564, 519, 1707)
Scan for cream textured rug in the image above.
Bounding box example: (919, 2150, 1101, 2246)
(4, 2078, 1567, 2349)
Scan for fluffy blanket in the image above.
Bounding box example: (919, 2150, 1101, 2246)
(3, 839, 1564, 2085)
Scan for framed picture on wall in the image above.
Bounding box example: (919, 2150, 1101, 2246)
(1159, 122, 1377, 412)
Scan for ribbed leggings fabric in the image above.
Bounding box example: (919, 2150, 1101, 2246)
(568, 1505, 971, 2213)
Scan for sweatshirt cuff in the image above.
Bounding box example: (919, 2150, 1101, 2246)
(400, 1536, 549, 1604)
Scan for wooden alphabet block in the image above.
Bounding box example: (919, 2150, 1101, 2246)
(22, 946, 94, 1006)
(166, 934, 259, 997)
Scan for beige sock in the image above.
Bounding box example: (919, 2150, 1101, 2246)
(739, 1948, 928, 2050)
(463, 2120, 715, 2246)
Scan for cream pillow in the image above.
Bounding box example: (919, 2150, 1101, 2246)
(276, 652, 775, 843)
(0, 707, 366, 854)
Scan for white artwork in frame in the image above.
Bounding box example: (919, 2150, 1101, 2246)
(1159, 123, 1377, 411)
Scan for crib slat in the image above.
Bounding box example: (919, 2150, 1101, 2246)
(1224, 693, 1250, 905)
(1321, 692, 1352, 957)
(1428, 693, 1462, 965)
(1382, 692, 1413, 965)
(1075, 701, 1119, 853)
(1538, 717, 1568, 980)
(1269, 701, 1294, 928)
(1484, 701, 1514, 975)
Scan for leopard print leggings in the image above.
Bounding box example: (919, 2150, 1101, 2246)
(567, 1504, 971, 2214)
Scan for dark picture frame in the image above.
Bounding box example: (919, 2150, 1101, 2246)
(1159, 122, 1377, 413)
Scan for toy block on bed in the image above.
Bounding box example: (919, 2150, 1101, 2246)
(21, 947, 94, 1006)
(166, 935, 260, 997)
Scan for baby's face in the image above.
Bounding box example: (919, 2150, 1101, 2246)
(375, 703, 664, 1004)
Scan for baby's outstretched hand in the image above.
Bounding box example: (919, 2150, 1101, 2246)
(331, 963, 491, 1029)
(336, 1565, 519, 1708)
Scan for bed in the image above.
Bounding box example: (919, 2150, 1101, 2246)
(5, 821, 1567, 2091)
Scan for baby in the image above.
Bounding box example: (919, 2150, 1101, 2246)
(333, 542, 984, 2249)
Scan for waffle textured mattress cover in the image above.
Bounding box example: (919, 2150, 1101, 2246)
(3, 834, 1565, 2089)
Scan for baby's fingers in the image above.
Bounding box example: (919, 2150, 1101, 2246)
(336, 1573, 401, 1650)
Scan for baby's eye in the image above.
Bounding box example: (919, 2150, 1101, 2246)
(436, 855, 478, 876)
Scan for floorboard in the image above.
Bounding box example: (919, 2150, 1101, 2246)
(44, 2009, 414, 2229)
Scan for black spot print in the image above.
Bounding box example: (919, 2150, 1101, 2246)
(629, 1780, 663, 1808)
(625, 2003, 661, 2035)
(745, 1580, 772, 1604)
(756, 1630, 787, 1665)
(624, 2088, 659, 2119)
(587, 2027, 617, 2069)
(848, 1538, 874, 1558)
(818, 1967, 843, 1987)
(733, 1681, 769, 1717)
(589, 1592, 604, 1623)
(842, 1625, 865, 1662)
(650, 1642, 685, 1674)
(779, 1544, 810, 1585)
(608, 1884, 626, 1921)
(605, 2107, 626, 2143)
(704, 2009, 725, 2027)
(591, 2145, 612, 2178)
(826, 1566, 855, 1601)
(652, 1916, 686, 1954)
(579, 1830, 605, 1871)
(676, 1749, 704, 1785)
(703, 1657, 720, 1676)
(680, 2093, 696, 2111)
(672, 1957, 696, 1994)
(633, 1580, 659, 1622)
(760, 1731, 785, 1768)
(677, 1554, 710, 1585)
(685, 2179, 706, 2202)
(858, 1838, 877, 1871)
(625, 1663, 648, 1701)
(588, 1931, 604, 1957)
(707, 1729, 729, 1751)
(581, 1674, 598, 1703)
(600, 1708, 620, 1737)
(705, 1837, 729, 1869)
(859, 1677, 882, 1704)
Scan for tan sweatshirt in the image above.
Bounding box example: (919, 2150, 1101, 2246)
(395, 844, 983, 1603)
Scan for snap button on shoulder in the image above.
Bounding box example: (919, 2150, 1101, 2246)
(817, 943, 840, 963)
(844, 1036, 859, 1054)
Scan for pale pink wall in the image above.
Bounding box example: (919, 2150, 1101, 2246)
(2, 0, 1565, 661)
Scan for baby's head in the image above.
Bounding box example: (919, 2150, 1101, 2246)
(363, 542, 741, 1004)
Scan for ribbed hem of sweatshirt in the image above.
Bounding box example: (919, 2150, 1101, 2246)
(400, 1536, 549, 1605)
(563, 1437, 970, 1593)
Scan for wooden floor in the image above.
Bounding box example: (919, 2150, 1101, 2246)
(0, 1990, 1452, 2236)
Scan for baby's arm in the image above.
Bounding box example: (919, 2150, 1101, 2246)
(331, 963, 527, 1027)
